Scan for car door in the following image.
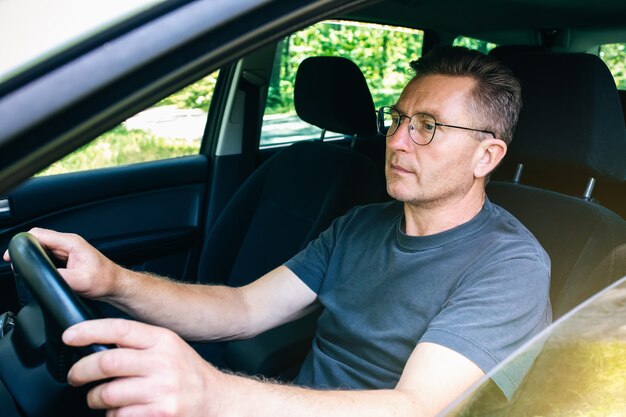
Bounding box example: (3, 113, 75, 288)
(0, 67, 229, 313)
(0, 40, 288, 314)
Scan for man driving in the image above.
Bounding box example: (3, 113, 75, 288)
(4, 46, 551, 417)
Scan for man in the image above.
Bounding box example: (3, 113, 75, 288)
(4, 47, 551, 416)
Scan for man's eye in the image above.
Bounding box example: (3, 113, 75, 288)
(422, 122, 436, 132)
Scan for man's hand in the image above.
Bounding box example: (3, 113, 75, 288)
(3, 228, 122, 300)
(63, 319, 221, 417)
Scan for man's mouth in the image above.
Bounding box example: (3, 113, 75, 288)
(390, 163, 413, 174)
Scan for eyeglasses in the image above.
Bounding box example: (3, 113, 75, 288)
(377, 106, 496, 146)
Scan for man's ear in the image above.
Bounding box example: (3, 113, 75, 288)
(473, 138, 507, 179)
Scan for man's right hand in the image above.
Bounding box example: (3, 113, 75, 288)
(3, 228, 123, 301)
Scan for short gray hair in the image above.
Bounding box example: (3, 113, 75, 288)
(410, 46, 522, 145)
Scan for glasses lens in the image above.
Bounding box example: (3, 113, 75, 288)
(410, 113, 437, 145)
(378, 107, 400, 136)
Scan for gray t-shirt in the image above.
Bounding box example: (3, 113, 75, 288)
(285, 199, 551, 398)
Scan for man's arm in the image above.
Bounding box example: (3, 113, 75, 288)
(113, 264, 318, 341)
(218, 342, 485, 417)
(2, 228, 318, 341)
(63, 319, 485, 417)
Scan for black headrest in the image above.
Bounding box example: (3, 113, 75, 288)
(501, 53, 626, 182)
(488, 45, 549, 60)
(294, 56, 377, 137)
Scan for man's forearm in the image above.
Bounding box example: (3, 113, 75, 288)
(105, 269, 251, 341)
(215, 374, 435, 417)
(104, 265, 317, 343)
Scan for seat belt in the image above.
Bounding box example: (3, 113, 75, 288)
(239, 71, 265, 178)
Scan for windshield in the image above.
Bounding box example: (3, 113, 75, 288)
(0, 0, 165, 83)
(441, 274, 626, 416)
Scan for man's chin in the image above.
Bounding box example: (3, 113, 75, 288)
(386, 183, 442, 207)
(386, 184, 419, 203)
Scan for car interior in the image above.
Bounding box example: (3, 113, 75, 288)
(1, 0, 626, 415)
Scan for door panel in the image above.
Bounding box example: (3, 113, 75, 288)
(0, 155, 209, 313)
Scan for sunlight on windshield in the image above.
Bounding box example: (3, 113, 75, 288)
(0, 0, 165, 83)
(442, 276, 626, 417)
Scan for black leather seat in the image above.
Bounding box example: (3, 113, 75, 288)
(196, 56, 386, 376)
(487, 53, 626, 318)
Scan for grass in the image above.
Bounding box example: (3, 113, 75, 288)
(37, 125, 200, 176)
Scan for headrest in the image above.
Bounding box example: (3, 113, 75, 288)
(488, 45, 549, 60)
(294, 56, 377, 137)
(501, 53, 626, 182)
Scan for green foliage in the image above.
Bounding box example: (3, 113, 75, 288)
(149, 27, 502, 115)
(452, 37, 498, 55)
(156, 70, 219, 111)
(600, 44, 626, 89)
(266, 21, 424, 114)
(38, 125, 199, 176)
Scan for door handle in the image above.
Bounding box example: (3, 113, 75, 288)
(0, 199, 11, 219)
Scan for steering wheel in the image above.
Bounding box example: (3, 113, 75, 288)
(8, 233, 109, 354)
(0, 232, 108, 416)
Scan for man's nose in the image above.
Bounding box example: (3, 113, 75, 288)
(387, 119, 413, 151)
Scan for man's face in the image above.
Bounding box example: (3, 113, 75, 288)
(385, 74, 484, 208)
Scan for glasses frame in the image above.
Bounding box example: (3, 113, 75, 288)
(377, 106, 496, 146)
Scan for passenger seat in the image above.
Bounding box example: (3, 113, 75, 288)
(295, 56, 387, 175)
(196, 56, 386, 377)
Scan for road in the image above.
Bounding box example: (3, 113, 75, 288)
(123, 106, 337, 146)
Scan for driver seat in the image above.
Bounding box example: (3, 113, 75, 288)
(488, 52, 626, 318)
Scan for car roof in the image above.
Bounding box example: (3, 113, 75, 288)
(343, 0, 626, 51)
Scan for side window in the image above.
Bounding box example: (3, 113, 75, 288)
(452, 36, 497, 54)
(38, 70, 220, 176)
(599, 44, 626, 89)
(260, 20, 424, 148)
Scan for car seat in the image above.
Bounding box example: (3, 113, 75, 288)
(196, 56, 386, 377)
(294, 56, 387, 175)
(487, 52, 626, 318)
